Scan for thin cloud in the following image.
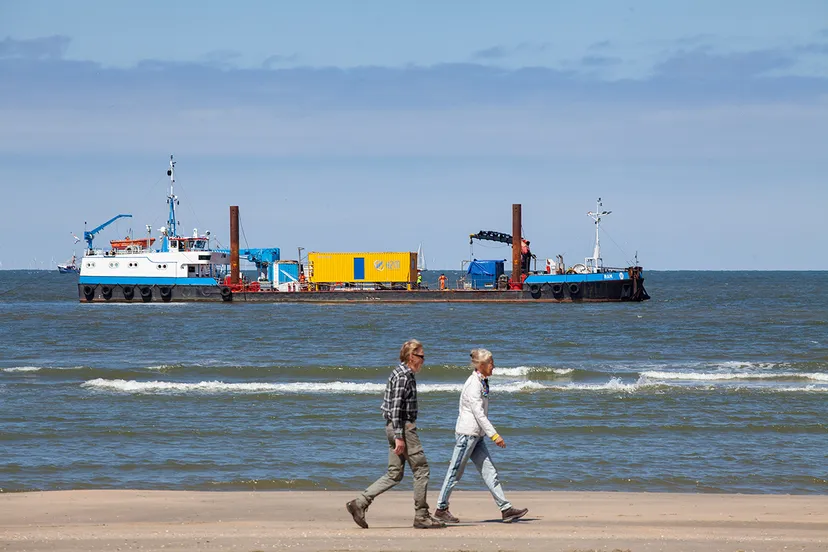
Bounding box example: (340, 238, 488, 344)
(470, 42, 550, 61)
(200, 49, 243, 69)
(262, 53, 299, 69)
(675, 34, 716, 47)
(471, 46, 510, 60)
(580, 55, 622, 67)
(0, 35, 71, 59)
(0, 39, 826, 112)
(653, 49, 794, 79)
(588, 40, 612, 51)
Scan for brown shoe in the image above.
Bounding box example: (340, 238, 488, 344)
(501, 507, 528, 523)
(434, 508, 459, 523)
(345, 500, 368, 529)
(413, 515, 445, 529)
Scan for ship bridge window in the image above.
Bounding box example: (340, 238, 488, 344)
(198, 254, 211, 260)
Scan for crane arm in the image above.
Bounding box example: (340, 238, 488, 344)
(469, 230, 513, 245)
(84, 214, 132, 250)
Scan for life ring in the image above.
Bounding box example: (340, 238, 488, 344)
(140, 287, 152, 302)
(159, 286, 172, 302)
(82, 285, 95, 301)
(122, 286, 134, 301)
(101, 285, 113, 300)
(550, 283, 564, 296)
(529, 283, 542, 299)
(568, 283, 581, 296)
(220, 287, 232, 302)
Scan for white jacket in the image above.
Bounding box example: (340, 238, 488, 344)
(454, 371, 498, 438)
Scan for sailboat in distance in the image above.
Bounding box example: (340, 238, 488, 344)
(416, 243, 427, 271)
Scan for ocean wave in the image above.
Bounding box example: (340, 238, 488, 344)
(2, 365, 89, 373)
(3, 366, 42, 373)
(548, 376, 657, 393)
(82, 379, 388, 394)
(494, 366, 574, 377)
(80, 378, 546, 395)
(642, 370, 828, 382)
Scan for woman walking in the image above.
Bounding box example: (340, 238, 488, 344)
(434, 348, 528, 523)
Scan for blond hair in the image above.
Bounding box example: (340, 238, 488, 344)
(470, 348, 493, 370)
(400, 339, 423, 363)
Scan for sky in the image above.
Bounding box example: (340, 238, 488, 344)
(0, 0, 826, 270)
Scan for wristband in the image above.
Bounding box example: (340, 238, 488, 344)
(491, 433, 500, 441)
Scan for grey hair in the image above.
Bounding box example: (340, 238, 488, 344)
(400, 339, 423, 363)
(470, 348, 493, 370)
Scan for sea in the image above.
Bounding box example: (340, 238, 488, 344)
(1, 270, 826, 495)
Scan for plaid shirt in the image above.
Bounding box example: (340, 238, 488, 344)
(380, 362, 418, 438)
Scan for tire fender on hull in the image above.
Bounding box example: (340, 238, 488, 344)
(159, 286, 173, 302)
(82, 285, 95, 302)
(140, 286, 153, 302)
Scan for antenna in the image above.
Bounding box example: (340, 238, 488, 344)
(586, 198, 612, 273)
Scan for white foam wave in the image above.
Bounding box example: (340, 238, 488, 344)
(82, 379, 389, 394)
(494, 366, 574, 377)
(81, 379, 547, 395)
(777, 385, 828, 392)
(642, 371, 828, 382)
(710, 361, 780, 370)
(3, 366, 41, 372)
(3, 366, 86, 373)
(549, 377, 654, 393)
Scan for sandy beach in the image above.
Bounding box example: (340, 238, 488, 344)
(1, 490, 826, 551)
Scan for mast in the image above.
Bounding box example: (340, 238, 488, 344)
(162, 155, 179, 252)
(586, 198, 611, 273)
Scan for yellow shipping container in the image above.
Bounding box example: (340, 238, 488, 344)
(308, 252, 418, 283)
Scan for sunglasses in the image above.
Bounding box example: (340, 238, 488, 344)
(412, 353, 425, 359)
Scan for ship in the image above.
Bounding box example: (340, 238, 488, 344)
(78, 157, 648, 303)
(57, 254, 80, 274)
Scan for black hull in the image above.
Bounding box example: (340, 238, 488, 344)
(78, 278, 648, 303)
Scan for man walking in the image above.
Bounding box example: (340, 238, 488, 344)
(346, 339, 444, 529)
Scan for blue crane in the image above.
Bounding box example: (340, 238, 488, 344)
(84, 214, 133, 251)
(216, 248, 281, 280)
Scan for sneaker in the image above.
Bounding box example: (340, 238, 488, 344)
(345, 500, 368, 529)
(413, 515, 446, 529)
(501, 507, 528, 523)
(434, 508, 459, 523)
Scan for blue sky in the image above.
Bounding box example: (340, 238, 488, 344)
(1, 1, 826, 270)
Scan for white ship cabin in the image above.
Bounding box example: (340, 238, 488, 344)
(169, 236, 210, 252)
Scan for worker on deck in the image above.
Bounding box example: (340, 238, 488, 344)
(520, 239, 532, 274)
(416, 271, 423, 289)
(438, 273, 447, 291)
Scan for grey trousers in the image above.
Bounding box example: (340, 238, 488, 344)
(357, 421, 430, 517)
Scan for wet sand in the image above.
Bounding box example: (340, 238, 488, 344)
(1, 490, 826, 551)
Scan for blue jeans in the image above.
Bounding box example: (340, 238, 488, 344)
(436, 433, 511, 511)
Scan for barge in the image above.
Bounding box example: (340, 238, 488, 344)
(78, 157, 648, 303)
